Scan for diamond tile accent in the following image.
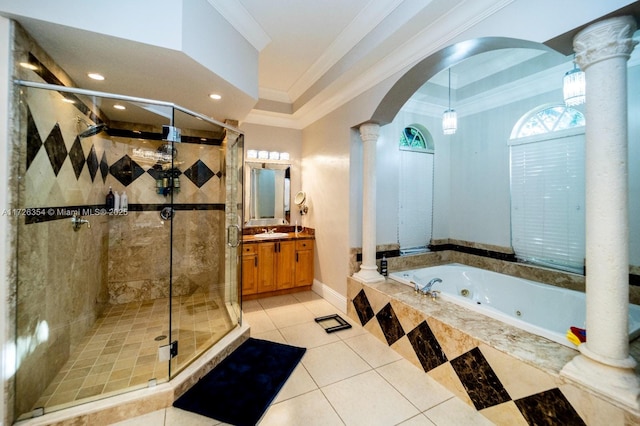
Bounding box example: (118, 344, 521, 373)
(109, 155, 145, 187)
(183, 160, 215, 188)
(406, 321, 448, 372)
(514, 388, 586, 425)
(86, 145, 99, 182)
(353, 290, 375, 326)
(43, 123, 67, 176)
(26, 108, 42, 170)
(450, 347, 511, 410)
(68, 136, 85, 179)
(100, 152, 109, 183)
(375, 303, 405, 346)
(146, 166, 164, 181)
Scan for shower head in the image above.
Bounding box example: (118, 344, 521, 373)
(78, 123, 107, 138)
(76, 116, 107, 138)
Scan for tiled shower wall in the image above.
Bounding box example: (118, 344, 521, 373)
(11, 24, 227, 418)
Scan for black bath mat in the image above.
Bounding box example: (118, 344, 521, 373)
(173, 338, 305, 426)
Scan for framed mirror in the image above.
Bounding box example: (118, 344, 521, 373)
(244, 162, 290, 226)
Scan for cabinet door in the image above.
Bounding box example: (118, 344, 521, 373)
(241, 245, 258, 295)
(295, 239, 314, 286)
(276, 240, 296, 289)
(257, 242, 276, 293)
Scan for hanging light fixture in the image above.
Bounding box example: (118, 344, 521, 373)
(563, 58, 586, 107)
(442, 68, 457, 135)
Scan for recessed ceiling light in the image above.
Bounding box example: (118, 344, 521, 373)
(88, 73, 105, 81)
(113, 104, 126, 110)
(209, 93, 222, 100)
(19, 62, 38, 70)
(62, 98, 76, 104)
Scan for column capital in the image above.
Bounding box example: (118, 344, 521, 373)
(359, 122, 380, 143)
(574, 15, 638, 70)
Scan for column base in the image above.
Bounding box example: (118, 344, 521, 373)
(353, 265, 385, 284)
(561, 351, 640, 415)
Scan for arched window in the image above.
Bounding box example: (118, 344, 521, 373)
(400, 124, 434, 152)
(510, 105, 584, 139)
(398, 124, 434, 253)
(509, 105, 586, 273)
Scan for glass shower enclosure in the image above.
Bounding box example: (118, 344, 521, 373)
(11, 81, 243, 421)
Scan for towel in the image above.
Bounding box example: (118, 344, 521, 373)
(566, 326, 586, 345)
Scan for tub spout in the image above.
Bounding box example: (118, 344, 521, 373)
(427, 278, 442, 289)
(412, 277, 442, 296)
(422, 277, 442, 293)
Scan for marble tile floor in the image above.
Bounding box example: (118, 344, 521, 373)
(114, 291, 494, 425)
(30, 292, 233, 415)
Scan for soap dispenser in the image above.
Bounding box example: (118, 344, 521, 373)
(120, 191, 128, 213)
(113, 191, 120, 212)
(105, 186, 115, 210)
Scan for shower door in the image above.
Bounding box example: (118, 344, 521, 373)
(12, 81, 242, 422)
(167, 110, 242, 378)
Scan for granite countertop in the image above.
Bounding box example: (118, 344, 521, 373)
(242, 232, 315, 242)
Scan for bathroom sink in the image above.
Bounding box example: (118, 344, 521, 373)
(254, 232, 289, 239)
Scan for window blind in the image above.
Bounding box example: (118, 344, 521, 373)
(510, 133, 585, 273)
(398, 151, 434, 251)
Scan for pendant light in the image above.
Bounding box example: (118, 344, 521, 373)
(442, 68, 457, 135)
(563, 57, 586, 107)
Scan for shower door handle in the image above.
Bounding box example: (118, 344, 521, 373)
(227, 224, 241, 247)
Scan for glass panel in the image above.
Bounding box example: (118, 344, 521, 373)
(168, 110, 240, 378)
(226, 134, 244, 323)
(14, 85, 175, 418)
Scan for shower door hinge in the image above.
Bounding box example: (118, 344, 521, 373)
(158, 340, 179, 361)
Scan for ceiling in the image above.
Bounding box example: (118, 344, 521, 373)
(3, 1, 640, 130)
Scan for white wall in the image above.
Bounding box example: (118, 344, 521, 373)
(373, 66, 640, 263)
(302, 80, 397, 295)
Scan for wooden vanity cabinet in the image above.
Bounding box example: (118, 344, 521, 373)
(295, 239, 314, 286)
(241, 244, 258, 295)
(276, 240, 296, 289)
(242, 237, 314, 297)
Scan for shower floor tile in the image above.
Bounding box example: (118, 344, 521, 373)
(32, 293, 233, 414)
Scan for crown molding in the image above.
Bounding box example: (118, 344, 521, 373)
(258, 87, 292, 104)
(245, 0, 515, 129)
(287, 0, 406, 102)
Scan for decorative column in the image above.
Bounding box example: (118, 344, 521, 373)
(561, 16, 639, 411)
(354, 122, 385, 283)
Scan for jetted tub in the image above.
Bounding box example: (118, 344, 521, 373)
(389, 263, 640, 348)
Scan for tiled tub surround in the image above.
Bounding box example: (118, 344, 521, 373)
(388, 263, 640, 348)
(351, 242, 640, 306)
(347, 276, 640, 425)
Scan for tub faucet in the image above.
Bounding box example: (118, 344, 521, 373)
(426, 278, 442, 291)
(411, 277, 442, 297)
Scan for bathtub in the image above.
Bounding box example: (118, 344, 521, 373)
(389, 263, 640, 349)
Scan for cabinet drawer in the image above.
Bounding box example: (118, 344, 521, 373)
(242, 244, 257, 255)
(296, 240, 313, 250)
